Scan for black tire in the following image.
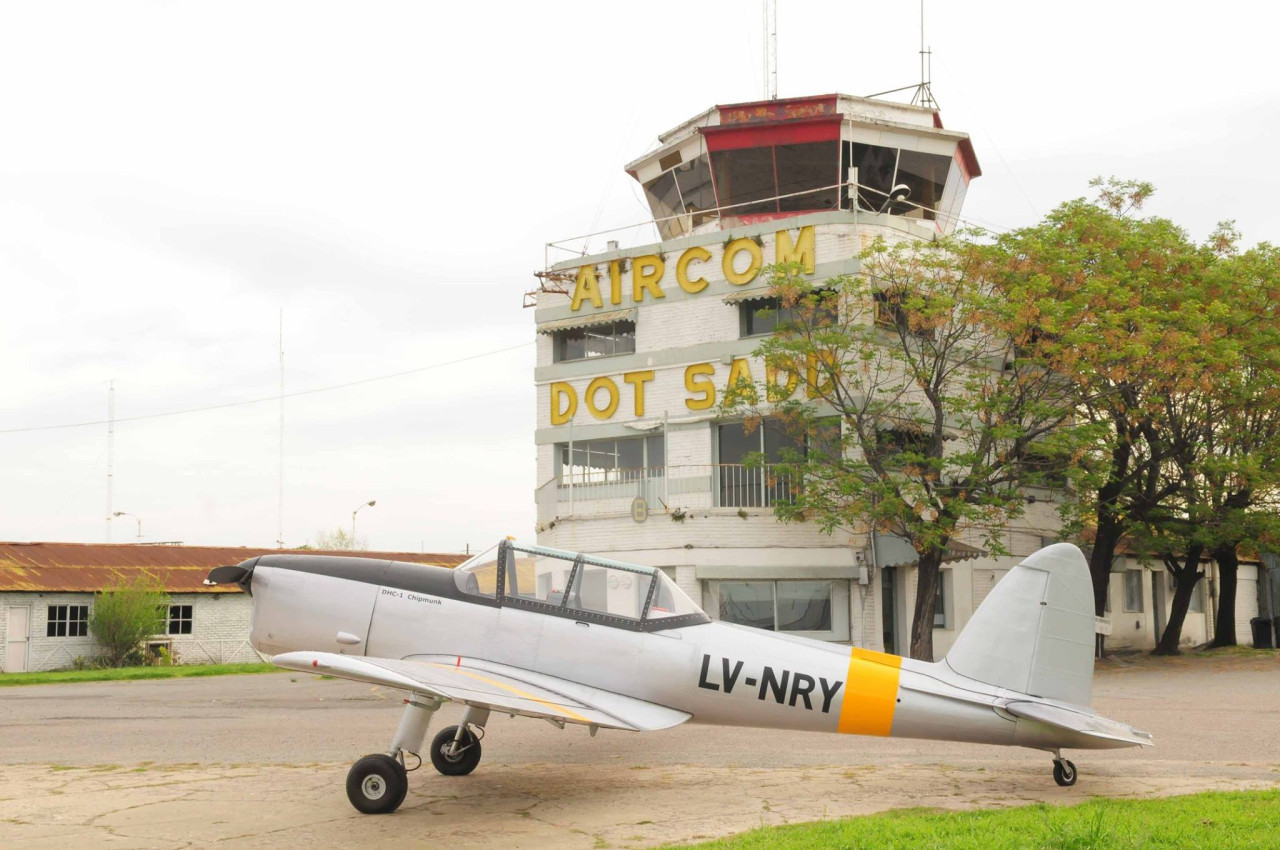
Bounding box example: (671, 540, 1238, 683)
(1053, 759, 1077, 787)
(346, 754, 408, 814)
(430, 726, 482, 776)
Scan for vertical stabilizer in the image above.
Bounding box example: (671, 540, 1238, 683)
(943, 543, 1096, 706)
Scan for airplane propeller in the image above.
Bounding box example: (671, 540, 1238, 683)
(204, 563, 255, 594)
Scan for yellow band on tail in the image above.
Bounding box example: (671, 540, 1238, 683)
(837, 647, 902, 736)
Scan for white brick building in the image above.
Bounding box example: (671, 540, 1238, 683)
(530, 93, 1072, 656)
(0, 542, 464, 673)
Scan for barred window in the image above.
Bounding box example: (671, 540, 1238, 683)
(46, 605, 89, 638)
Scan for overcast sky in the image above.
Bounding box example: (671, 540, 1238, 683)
(1, 1, 1276, 553)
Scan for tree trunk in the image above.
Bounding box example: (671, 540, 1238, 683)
(1088, 499, 1124, 616)
(909, 547, 944, 662)
(1153, 545, 1204, 655)
(1210, 543, 1239, 648)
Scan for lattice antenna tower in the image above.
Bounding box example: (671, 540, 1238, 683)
(763, 0, 778, 100)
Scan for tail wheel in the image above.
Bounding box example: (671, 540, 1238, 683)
(430, 725, 482, 776)
(1053, 759, 1077, 787)
(346, 754, 408, 814)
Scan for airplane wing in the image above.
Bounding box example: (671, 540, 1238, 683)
(272, 651, 690, 733)
(1003, 700, 1154, 747)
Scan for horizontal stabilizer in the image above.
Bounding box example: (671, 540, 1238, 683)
(272, 651, 690, 732)
(1004, 700, 1153, 748)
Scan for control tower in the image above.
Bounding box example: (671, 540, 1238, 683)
(527, 93, 1036, 655)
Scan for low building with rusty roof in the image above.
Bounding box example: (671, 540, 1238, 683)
(0, 542, 467, 673)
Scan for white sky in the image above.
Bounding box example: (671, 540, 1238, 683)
(1, 1, 1276, 553)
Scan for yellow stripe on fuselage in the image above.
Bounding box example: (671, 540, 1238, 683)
(836, 647, 903, 736)
(424, 662, 592, 724)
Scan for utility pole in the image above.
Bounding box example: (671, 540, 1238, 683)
(277, 310, 285, 549)
(105, 379, 115, 542)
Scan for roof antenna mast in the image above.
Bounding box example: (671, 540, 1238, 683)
(911, 0, 937, 109)
(763, 0, 777, 100)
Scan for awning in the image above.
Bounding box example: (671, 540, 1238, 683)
(874, 534, 986, 568)
(536, 308, 636, 335)
(722, 288, 775, 305)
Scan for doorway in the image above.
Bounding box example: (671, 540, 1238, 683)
(6, 607, 30, 673)
(881, 567, 897, 654)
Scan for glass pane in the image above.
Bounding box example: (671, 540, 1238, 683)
(617, 438, 643, 473)
(558, 328, 586, 362)
(933, 579, 946, 627)
(718, 581, 775, 630)
(647, 569, 703, 620)
(711, 147, 777, 215)
(718, 423, 762, 507)
(453, 544, 501, 598)
(777, 581, 832, 631)
(762, 420, 802, 463)
(1123, 570, 1144, 612)
(510, 550, 575, 604)
(613, 321, 636, 355)
(775, 142, 839, 211)
(645, 171, 686, 239)
(851, 143, 897, 212)
(674, 155, 716, 225)
(568, 564, 650, 620)
(894, 150, 951, 220)
(745, 298, 781, 336)
(645, 434, 665, 473)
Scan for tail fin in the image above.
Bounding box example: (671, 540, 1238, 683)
(944, 543, 1096, 706)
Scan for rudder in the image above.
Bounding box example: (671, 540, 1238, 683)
(943, 543, 1096, 706)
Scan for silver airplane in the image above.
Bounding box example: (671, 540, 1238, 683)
(205, 539, 1152, 814)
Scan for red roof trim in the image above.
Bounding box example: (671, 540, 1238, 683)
(717, 95, 839, 126)
(701, 117, 842, 152)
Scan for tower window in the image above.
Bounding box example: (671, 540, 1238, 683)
(554, 320, 636, 362)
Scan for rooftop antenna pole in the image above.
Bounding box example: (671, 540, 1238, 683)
(277, 309, 285, 549)
(105, 379, 115, 542)
(913, 0, 936, 109)
(763, 0, 777, 100)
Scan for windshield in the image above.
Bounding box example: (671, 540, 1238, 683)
(453, 540, 704, 625)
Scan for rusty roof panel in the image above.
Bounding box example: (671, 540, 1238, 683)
(0, 542, 468, 594)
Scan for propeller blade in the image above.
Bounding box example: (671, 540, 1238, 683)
(204, 563, 255, 594)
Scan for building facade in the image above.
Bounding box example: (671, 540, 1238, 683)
(0, 542, 465, 673)
(531, 93, 1074, 656)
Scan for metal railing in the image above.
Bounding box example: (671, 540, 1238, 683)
(535, 463, 797, 523)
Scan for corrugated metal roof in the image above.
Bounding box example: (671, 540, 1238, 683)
(0, 542, 468, 594)
(536, 308, 636, 334)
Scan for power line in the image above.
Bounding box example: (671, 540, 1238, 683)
(1, 341, 534, 435)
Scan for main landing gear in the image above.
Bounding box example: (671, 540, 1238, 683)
(345, 698, 490, 814)
(1050, 750, 1078, 787)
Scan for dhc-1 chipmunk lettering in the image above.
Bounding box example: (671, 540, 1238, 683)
(205, 540, 1152, 814)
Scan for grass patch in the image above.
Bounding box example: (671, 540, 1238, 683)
(660, 789, 1280, 849)
(0, 663, 278, 687)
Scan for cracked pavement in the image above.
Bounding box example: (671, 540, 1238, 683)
(1, 654, 1277, 848)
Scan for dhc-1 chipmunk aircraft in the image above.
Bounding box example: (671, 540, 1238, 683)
(206, 539, 1151, 814)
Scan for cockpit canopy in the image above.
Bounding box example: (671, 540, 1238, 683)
(454, 541, 706, 630)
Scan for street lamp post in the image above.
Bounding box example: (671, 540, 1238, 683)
(112, 511, 142, 541)
(351, 500, 376, 548)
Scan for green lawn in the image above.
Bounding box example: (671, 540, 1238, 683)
(661, 789, 1280, 850)
(0, 662, 278, 686)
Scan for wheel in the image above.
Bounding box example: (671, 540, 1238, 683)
(346, 754, 408, 814)
(1053, 759, 1077, 787)
(430, 725, 482, 776)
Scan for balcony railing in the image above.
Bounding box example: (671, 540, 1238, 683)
(535, 463, 797, 523)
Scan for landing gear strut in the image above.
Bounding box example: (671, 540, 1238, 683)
(1051, 750, 1077, 787)
(346, 696, 440, 815)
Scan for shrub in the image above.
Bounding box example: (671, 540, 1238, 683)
(89, 576, 168, 668)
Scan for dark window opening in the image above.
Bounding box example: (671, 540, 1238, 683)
(717, 417, 840, 506)
(554, 320, 636, 362)
(46, 604, 89, 638)
(775, 142, 840, 211)
(674, 155, 716, 226)
(740, 293, 838, 337)
(872, 428, 930, 468)
(167, 604, 193, 635)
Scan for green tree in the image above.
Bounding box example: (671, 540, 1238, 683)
(723, 234, 1083, 662)
(314, 528, 366, 550)
(982, 179, 1226, 638)
(89, 575, 169, 667)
